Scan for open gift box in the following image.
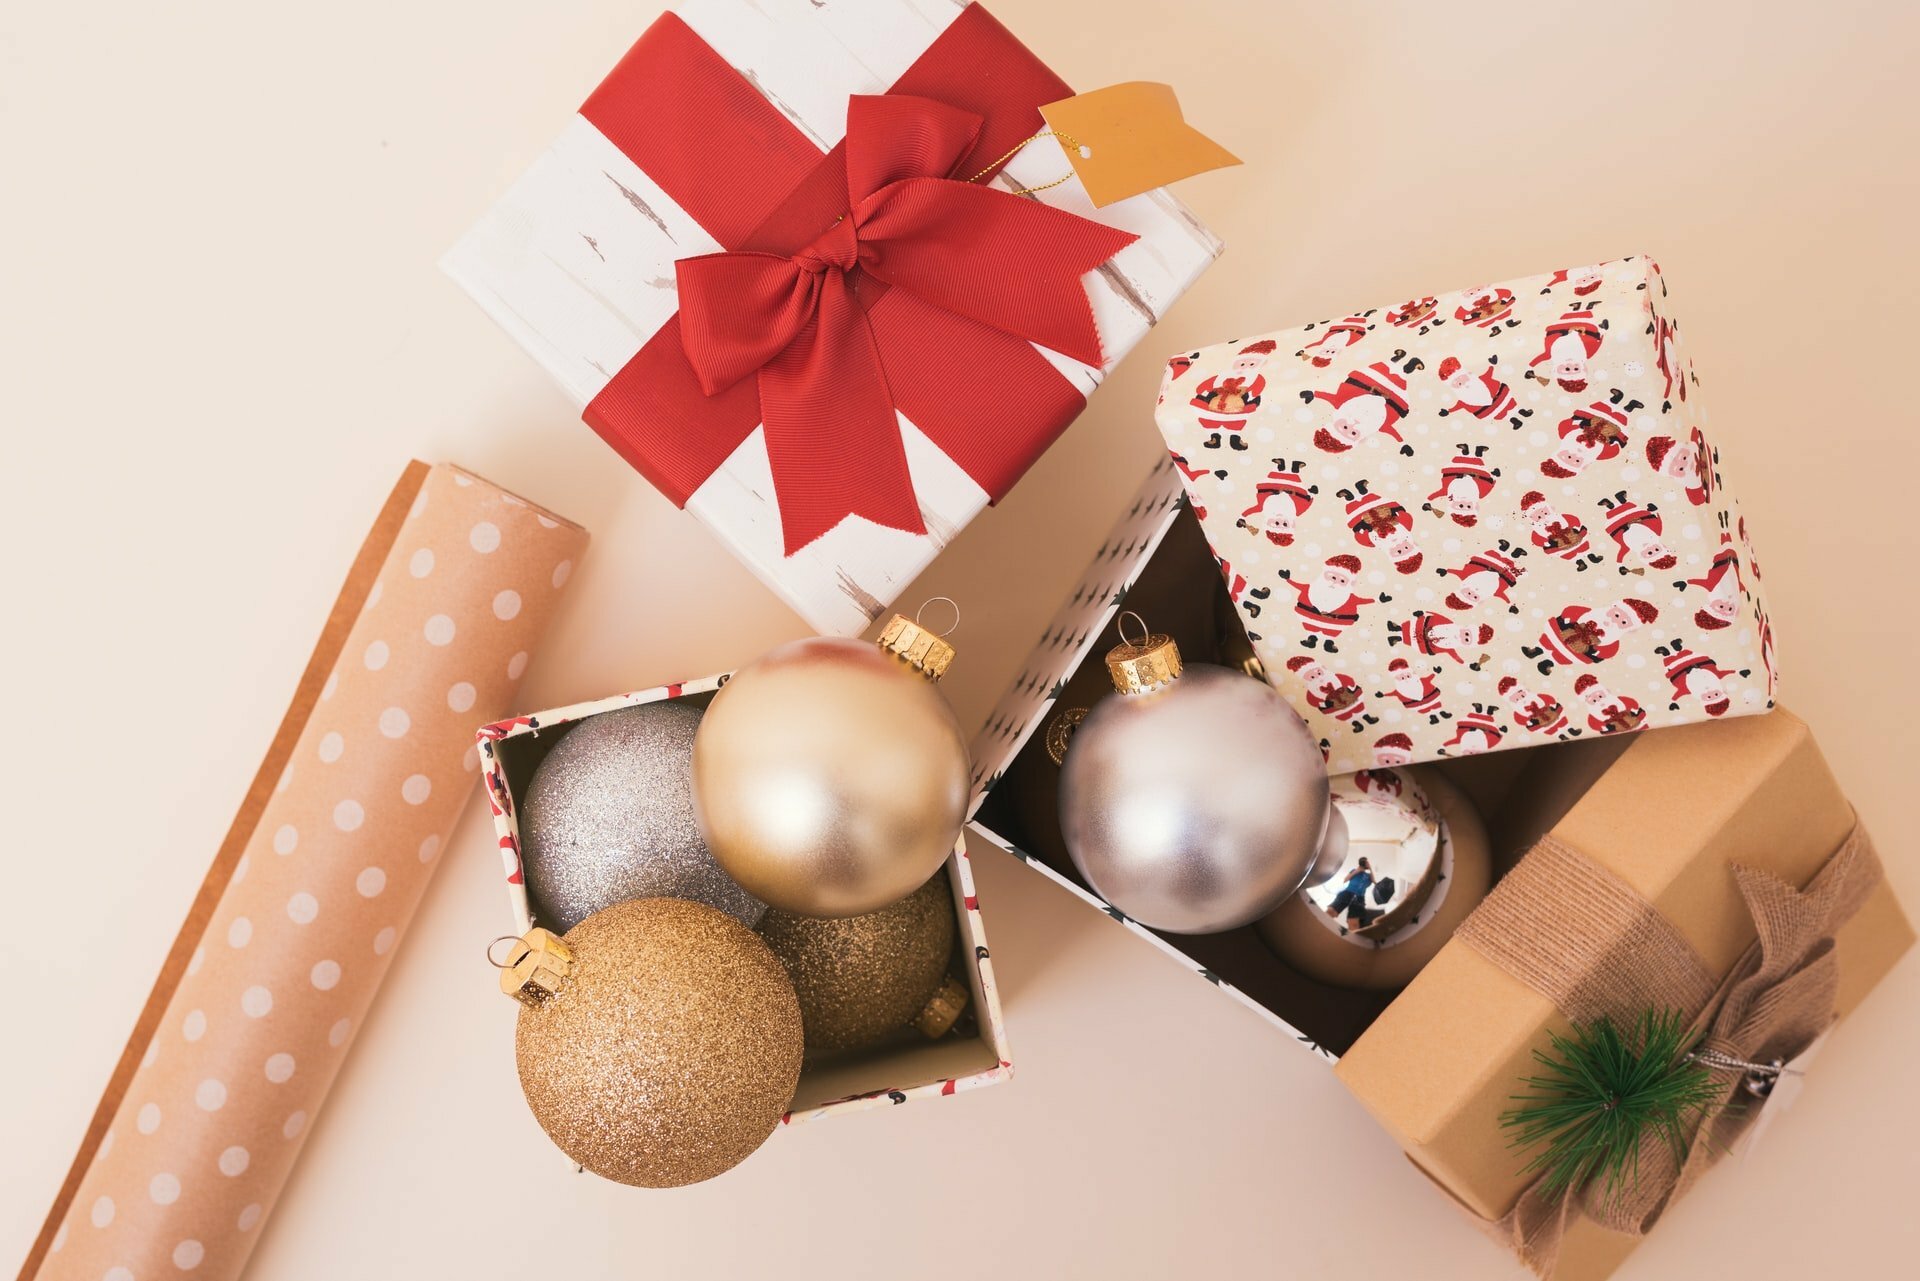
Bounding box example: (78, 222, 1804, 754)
(967, 458, 1913, 1280)
(479, 676, 1009, 1130)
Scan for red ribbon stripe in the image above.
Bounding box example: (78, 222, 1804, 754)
(578, 5, 1132, 554)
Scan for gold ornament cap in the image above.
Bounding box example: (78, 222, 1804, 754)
(912, 974, 972, 1039)
(1105, 611, 1183, 694)
(878, 604, 957, 681)
(497, 927, 573, 1006)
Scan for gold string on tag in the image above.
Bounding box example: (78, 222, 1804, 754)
(965, 130, 1087, 195)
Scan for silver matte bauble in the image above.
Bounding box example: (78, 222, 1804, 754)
(1059, 660, 1331, 934)
(522, 702, 764, 932)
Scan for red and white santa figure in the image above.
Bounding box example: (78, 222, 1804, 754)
(1541, 264, 1606, 297)
(1598, 493, 1678, 573)
(1286, 654, 1376, 731)
(1497, 675, 1570, 736)
(1757, 606, 1779, 696)
(1441, 541, 1526, 612)
(1237, 460, 1317, 545)
(1168, 450, 1225, 521)
(1352, 767, 1406, 803)
(1280, 553, 1379, 651)
(1540, 392, 1638, 479)
(1303, 352, 1422, 455)
(1372, 732, 1416, 768)
(1526, 307, 1608, 392)
(1443, 705, 1506, 755)
(1339, 479, 1423, 572)
(1386, 296, 1442, 332)
(1435, 355, 1528, 428)
(1454, 285, 1520, 331)
(1573, 673, 1647, 735)
(1379, 656, 1447, 722)
(1739, 515, 1763, 581)
(1517, 491, 1604, 568)
(1651, 313, 1686, 408)
(1191, 339, 1276, 451)
(1523, 597, 1658, 674)
(1217, 556, 1272, 618)
(1157, 354, 1198, 415)
(1297, 314, 1374, 368)
(1425, 445, 1501, 526)
(1387, 610, 1495, 668)
(1657, 643, 1745, 717)
(1644, 427, 1713, 507)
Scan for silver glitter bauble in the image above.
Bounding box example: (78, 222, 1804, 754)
(523, 702, 764, 931)
(1059, 639, 1331, 934)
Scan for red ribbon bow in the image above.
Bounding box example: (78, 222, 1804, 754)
(672, 94, 1137, 554)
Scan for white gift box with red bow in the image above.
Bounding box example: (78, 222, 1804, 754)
(445, 0, 1219, 636)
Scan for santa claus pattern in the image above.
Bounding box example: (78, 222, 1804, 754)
(1153, 256, 1774, 772)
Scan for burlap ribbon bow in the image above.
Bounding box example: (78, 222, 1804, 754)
(1456, 823, 1883, 1276)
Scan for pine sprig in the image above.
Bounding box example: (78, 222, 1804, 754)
(1501, 1009, 1723, 1199)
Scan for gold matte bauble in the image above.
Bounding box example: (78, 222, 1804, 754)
(692, 635, 969, 918)
(512, 898, 803, 1187)
(759, 873, 959, 1058)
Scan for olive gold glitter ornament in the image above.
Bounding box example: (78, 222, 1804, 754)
(693, 609, 969, 918)
(521, 701, 763, 932)
(759, 872, 966, 1058)
(507, 897, 803, 1188)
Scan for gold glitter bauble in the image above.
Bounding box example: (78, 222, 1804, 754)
(513, 898, 802, 1188)
(692, 635, 969, 918)
(759, 873, 958, 1058)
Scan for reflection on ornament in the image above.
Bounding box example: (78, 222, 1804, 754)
(1058, 614, 1332, 933)
(508, 898, 802, 1188)
(693, 612, 969, 918)
(759, 873, 965, 1058)
(1257, 766, 1491, 989)
(520, 701, 762, 932)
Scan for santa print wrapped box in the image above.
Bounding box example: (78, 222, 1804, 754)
(445, 0, 1221, 637)
(966, 460, 1911, 1281)
(478, 679, 1009, 1131)
(1150, 256, 1774, 773)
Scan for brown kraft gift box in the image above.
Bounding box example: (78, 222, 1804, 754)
(1333, 707, 1914, 1279)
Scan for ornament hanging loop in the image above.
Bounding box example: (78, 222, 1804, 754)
(497, 927, 574, 1006)
(879, 607, 958, 681)
(486, 935, 523, 968)
(1105, 612, 1183, 695)
(914, 595, 961, 638)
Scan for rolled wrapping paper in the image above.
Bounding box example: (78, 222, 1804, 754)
(28, 462, 587, 1281)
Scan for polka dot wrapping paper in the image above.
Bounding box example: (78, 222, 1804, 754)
(29, 462, 587, 1281)
(1151, 256, 1776, 773)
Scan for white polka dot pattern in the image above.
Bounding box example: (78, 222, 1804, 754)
(40, 464, 585, 1281)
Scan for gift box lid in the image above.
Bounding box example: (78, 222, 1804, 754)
(444, 0, 1221, 637)
(1332, 707, 1915, 1222)
(1151, 255, 1776, 773)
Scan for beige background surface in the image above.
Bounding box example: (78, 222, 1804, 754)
(3, 1, 1915, 1277)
